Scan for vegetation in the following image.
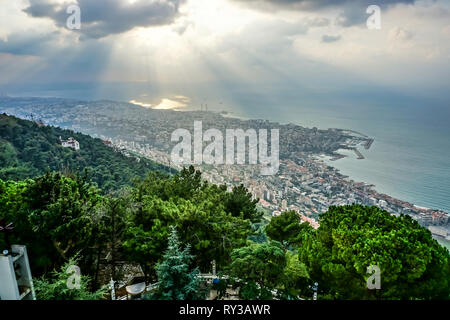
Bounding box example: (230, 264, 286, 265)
(145, 227, 207, 300)
(265, 210, 313, 249)
(228, 240, 286, 299)
(0, 114, 170, 192)
(1, 169, 449, 300)
(34, 257, 107, 300)
(122, 167, 255, 279)
(0, 166, 261, 298)
(298, 205, 450, 300)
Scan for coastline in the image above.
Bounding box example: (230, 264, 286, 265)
(322, 151, 449, 215)
(1, 96, 449, 241)
(435, 237, 450, 251)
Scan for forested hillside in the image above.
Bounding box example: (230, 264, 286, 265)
(0, 114, 171, 191)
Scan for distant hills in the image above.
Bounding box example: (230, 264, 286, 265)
(0, 114, 171, 191)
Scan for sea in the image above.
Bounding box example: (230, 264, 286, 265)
(220, 96, 450, 216)
(259, 104, 450, 215)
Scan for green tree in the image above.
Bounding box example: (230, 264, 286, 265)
(0, 179, 27, 223)
(34, 257, 107, 300)
(265, 210, 313, 249)
(123, 195, 179, 281)
(123, 170, 253, 275)
(298, 205, 450, 300)
(173, 166, 204, 199)
(281, 251, 310, 299)
(176, 184, 252, 271)
(147, 226, 206, 300)
(229, 240, 286, 299)
(21, 172, 102, 274)
(0, 179, 28, 252)
(91, 190, 130, 285)
(0, 141, 18, 167)
(223, 184, 262, 223)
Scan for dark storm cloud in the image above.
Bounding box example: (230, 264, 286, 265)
(0, 31, 58, 56)
(23, 0, 186, 39)
(231, 0, 417, 26)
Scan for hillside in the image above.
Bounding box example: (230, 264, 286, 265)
(0, 113, 171, 191)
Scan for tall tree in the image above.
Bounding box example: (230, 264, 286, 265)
(299, 205, 450, 300)
(123, 195, 179, 282)
(229, 240, 286, 299)
(223, 184, 262, 223)
(22, 172, 102, 274)
(148, 226, 206, 300)
(281, 251, 310, 299)
(123, 170, 253, 275)
(176, 184, 252, 271)
(34, 257, 107, 300)
(265, 210, 313, 249)
(92, 190, 130, 285)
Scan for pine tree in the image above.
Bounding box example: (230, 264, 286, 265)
(148, 226, 207, 300)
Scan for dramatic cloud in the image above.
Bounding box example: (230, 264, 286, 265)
(1, 0, 449, 107)
(23, 0, 186, 39)
(231, 0, 417, 26)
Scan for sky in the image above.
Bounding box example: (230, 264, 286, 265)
(0, 0, 449, 113)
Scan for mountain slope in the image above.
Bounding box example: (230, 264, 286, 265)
(0, 114, 171, 191)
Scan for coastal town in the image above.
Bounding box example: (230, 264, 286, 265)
(1, 97, 449, 242)
(110, 138, 450, 239)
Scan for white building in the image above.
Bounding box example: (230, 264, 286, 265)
(60, 136, 80, 150)
(0, 245, 36, 300)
